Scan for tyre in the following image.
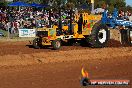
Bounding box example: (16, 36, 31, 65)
(127, 28, 132, 46)
(120, 30, 128, 46)
(87, 23, 110, 48)
(51, 40, 61, 50)
(33, 38, 40, 49)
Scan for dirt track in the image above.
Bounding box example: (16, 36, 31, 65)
(0, 40, 132, 88)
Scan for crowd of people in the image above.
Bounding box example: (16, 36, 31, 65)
(118, 10, 132, 21)
(0, 7, 72, 34)
(0, 7, 132, 35)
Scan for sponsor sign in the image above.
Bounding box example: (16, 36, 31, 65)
(19, 29, 36, 37)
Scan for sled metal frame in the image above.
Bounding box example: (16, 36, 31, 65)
(101, 8, 132, 28)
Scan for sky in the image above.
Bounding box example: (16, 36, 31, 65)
(126, 0, 132, 6)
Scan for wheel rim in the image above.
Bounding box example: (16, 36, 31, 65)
(56, 41, 61, 48)
(98, 29, 107, 43)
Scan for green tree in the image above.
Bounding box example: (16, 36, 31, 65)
(10, 0, 132, 13)
(0, 1, 8, 7)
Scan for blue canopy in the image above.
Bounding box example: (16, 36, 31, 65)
(30, 3, 49, 8)
(43, 4, 49, 7)
(31, 3, 42, 7)
(8, 1, 30, 7)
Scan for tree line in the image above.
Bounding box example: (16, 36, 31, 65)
(0, 0, 132, 12)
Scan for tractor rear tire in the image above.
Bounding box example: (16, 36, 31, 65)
(87, 24, 110, 48)
(33, 38, 40, 49)
(51, 40, 61, 50)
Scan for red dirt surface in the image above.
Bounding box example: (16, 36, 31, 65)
(0, 40, 131, 88)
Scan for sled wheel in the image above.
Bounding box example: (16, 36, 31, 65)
(127, 28, 132, 46)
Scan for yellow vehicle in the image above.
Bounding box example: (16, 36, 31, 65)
(33, 12, 110, 50)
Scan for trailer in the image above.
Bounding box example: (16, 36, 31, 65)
(101, 8, 132, 45)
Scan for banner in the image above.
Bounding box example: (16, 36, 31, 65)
(19, 29, 36, 37)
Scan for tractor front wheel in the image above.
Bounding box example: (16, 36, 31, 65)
(51, 40, 61, 50)
(33, 38, 40, 49)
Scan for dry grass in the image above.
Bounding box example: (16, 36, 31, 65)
(0, 37, 34, 42)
